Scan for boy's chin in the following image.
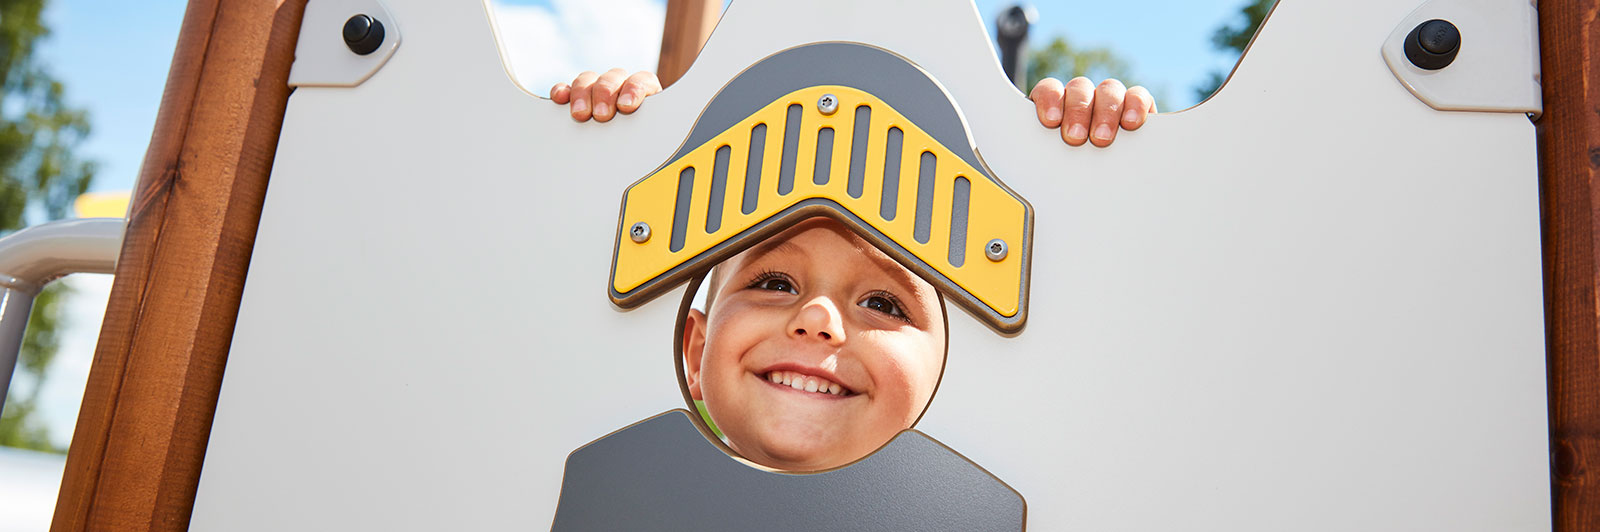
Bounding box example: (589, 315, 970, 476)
(737, 427, 864, 471)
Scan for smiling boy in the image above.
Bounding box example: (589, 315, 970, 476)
(682, 217, 946, 471)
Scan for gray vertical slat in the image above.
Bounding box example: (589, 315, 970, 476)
(670, 166, 694, 253)
(913, 151, 936, 244)
(778, 104, 803, 195)
(813, 127, 835, 185)
(847, 105, 871, 198)
(948, 177, 971, 267)
(880, 127, 904, 220)
(742, 123, 767, 215)
(707, 145, 731, 233)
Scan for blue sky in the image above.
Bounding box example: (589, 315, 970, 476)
(43, 0, 1255, 195)
(11, 0, 1257, 456)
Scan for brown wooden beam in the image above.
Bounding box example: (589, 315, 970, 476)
(657, 0, 720, 87)
(50, 0, 306, 530)
(1538, 0, 1600, 530)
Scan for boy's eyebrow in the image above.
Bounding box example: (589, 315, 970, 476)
(741, 238, 805, 262)
(741, 227, 932, 301)
(847, 239, 934, 302)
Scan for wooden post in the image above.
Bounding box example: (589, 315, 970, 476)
(1538, 0, 1600, 530)
(657, 0, 720, 87)
(49, 0, 306, 530)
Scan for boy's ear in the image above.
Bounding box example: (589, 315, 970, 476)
(683, 308, 708, 401)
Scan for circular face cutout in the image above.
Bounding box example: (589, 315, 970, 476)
(676, 217, 949, 472)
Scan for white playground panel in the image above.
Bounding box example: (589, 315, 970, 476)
(191, 0, 1550, 530)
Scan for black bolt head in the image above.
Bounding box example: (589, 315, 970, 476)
(343, 14, 386, 56)
(1403, 19, 1459, 70)
(996, 5, 1035, 41)
(1417, 20, 1459, 54)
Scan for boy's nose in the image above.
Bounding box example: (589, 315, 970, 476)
(789, 296, 846, 344)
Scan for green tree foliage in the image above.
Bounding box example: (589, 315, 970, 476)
(1194, 0, 1277, 101)
(0, 0, 98, 454)
(1024, 36, 1133, 92)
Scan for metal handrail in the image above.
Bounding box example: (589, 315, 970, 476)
(0, 218, 124, 413)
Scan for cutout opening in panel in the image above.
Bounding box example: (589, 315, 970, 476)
(674, 216, 950, 473)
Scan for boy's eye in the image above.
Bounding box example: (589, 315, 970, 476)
(859, 292, 910, 322)
(758, 278, 796, 293)
(748, 271, 797, 294)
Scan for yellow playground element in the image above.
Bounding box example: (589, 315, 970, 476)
(612, 85, 1029, 328)
(74, 191, 131, 219)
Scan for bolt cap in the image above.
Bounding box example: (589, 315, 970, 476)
(1403, 19, 1459, 71)
(343, 14, 386, 56)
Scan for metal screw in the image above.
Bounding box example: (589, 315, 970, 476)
(817, 93, 839, 115)
(629, 222, 651, 243)
(343, 14, 386, 56)
(985, 239, 1008, 261)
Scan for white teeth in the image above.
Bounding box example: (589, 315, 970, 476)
(767, 370, 847, 396)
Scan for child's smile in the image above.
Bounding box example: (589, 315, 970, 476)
(762, 369, 854, 397)
(682, 217, 945, 471)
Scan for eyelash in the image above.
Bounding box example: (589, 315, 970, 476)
(746, 270, 797, 293)
(859, 290, 914, 323)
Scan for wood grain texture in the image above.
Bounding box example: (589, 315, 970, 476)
(50, 0, 306, 530)
(657, 0, 719, 87)
(1539, 0, 1600, 530)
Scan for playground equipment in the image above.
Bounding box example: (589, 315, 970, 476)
(7, 0, 1594, 530)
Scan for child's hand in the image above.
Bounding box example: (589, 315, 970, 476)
(1029, 77, 1156, 147)
(551, 69, 663, 123)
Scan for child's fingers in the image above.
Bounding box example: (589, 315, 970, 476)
(550, 83, 571, 104)
(1088, 78, 1126, 147)
(1028, 77, 1065, 128)
(567, 71, 600, 122)
(588, 68, 628, 122)
(616, 71, 663, 114)
(1121, 86, 1156, 131)
(1060, 76, 1095, 146)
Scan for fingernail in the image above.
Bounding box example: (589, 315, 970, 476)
(617, 94, 635, 107)
(595, 102, 610, 117)
(1045, 108, 1061, 122)
(1067, 124, 1087, 140)
(572, 100, 588, 114)
(1123, 109, 1138, 123)
(1093, 124, 1112, 140)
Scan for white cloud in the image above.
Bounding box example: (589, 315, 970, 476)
(491, 0, 667, 96)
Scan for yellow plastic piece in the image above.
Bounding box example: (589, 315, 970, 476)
(614, 85, 1027, 318)
(74, 191, 131, 219)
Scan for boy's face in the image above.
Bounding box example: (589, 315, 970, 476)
(682, 218, 945, 471)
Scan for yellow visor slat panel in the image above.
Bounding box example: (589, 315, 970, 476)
(613, 85, 1029, 325)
